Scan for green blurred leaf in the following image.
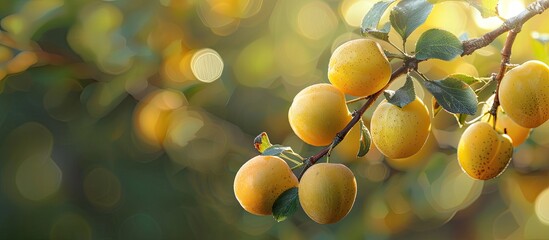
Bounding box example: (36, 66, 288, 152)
(390, 0, 433, 41)
(422, 78, 478, 115)
(357, 119, 371, 157)
(447, 73, 489, 85)
(415, 29, 463, 61)
(384, 75, 416, 108)
(254, 132, 272, 153)
(453, 113, 468, 128)
(362, 1, 395, 30)
(272, 187, 299, 222)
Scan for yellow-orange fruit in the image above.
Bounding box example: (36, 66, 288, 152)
(233, 155, 298, 215)
(288, 83, 351, 146)
(370, 98, 431, 159)
(499, 60, 549, 128)
(328, 39, 391, 97)
(457, 122, 513, 180)
(481, 96, 531, 147)
(299, 163, 357, 224)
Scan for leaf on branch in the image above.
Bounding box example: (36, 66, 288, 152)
(263, 145, 304, 165)
(384, 75, 416, 108)
(254, 132, 272, 153)
(422, 77, 478, 115)
(448, 73, 490, 85)
(362, 0, 395, 31)
(364, 22, 391, 41)
(415, 29, 463, 61)
(428, 0, 498, 18)
(390, 0, 433, 41)
(272, 187, 299, 222)
(357, 119, 372, 157)
(361, 1, 395, 41)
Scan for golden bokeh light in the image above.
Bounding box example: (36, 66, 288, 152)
(134, 89, 188, 149)
(297, 1, 338, 40)
(340, 0, 375, 27)
(535, 187, 549, 225)
(190, 48, 224, 83)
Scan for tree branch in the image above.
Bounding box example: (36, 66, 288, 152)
(462, 0, 549, 56)
(297, 64, 408, 180)
(296, 0, 549, 180)
(489, 26, 521, 128)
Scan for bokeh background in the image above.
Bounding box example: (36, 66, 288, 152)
(1, 0, 549, 239)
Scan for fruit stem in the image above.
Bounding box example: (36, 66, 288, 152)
(489, 26, 522, 130)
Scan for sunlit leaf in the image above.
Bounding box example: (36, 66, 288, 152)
(390, 0, 433, 41)
(384, 75, 416, 108)
(422, 77, 478, 115)
(362, 1, 395, 30)
(357, 119, 371, 157)
(272, 187, 299, 222)
(415, 29, 463, 61)
(254, 132, 272, 153)
(448, 73, 490, 85)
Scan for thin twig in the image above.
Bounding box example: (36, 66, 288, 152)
(461, 0, 549, 56)
(489, 26, 522, 129)
(296, 0, 549, 179)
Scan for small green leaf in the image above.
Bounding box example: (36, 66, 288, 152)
(422, 77, 478, 115)
(390, 0, 433, 41)
(415, 29, 463, 61)
(254, 132, 272, 153)
(453, 113, 469, 128)
(357, 119, 372, 157)
(364, 22, 391, 41)
(384, 75, 416, 108)
(447, 73, 489, 85)
(272, 187, 299, 222)
(263, 145, 304, 165)
(362, 1, 395, 31)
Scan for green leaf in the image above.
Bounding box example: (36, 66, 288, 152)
(361, 1, 395, 31)
(272, 187, 299, 222)
(357, 119, 372, 157)
(254, 132, 272, 153)
(364, 22, 391, 41)
(428, 0, 498, 18)
(390, 0, 433, 41)
(263, 145, 304, 165)
(384, 75, 416, 108)
(415, 29, 463, 61)
(453, 113, 468, 128)
(422, 77, 478, 115)
(447, 73, 489, 85)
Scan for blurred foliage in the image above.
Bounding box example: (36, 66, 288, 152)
(0, 0, 549, 239)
